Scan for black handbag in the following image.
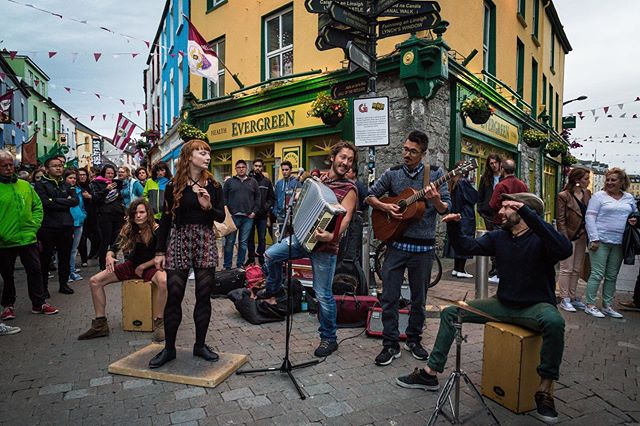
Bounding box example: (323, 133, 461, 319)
(211, 268, 246, 299)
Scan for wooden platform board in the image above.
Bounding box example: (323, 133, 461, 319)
(108, 343, 248, 388)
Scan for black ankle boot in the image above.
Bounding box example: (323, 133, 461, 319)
(59, 284, 74, 295)
(148, 348, 176, 369)
(193, 344, 219, 362)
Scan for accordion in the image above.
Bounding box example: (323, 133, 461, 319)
(292, 177, 347, 252)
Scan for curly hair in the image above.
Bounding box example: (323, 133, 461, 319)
(117, 198, 156, 255)
(171, 139, 220, 218)
(480, 154, 502, 189)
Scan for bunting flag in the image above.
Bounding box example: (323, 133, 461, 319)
(187, 21, 219, 84)
(112, 113, 136, 150)
(21, 132, 38, 166)
(93, 53, 102, 62)
(0, 90, 15, 124)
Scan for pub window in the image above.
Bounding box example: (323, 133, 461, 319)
(264, 7, 293, 80)
(205, 37, 226, 99)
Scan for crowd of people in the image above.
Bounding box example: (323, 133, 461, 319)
(1, 133, 639, 424)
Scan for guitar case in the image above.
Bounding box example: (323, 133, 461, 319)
(333, 212, 368, 295)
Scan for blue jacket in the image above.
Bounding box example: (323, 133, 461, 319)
(273, 176, 301, 220)
(70, 186, 87, 227)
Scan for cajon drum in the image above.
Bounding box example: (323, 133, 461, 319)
(122, 279, 157, 332)
(481, 322, 542, 413)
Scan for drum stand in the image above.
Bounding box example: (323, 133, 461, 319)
(236, 201, 319, 400)
(428, 309, 501, 426)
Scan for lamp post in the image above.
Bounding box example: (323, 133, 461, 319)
(563, 95, 587, 106)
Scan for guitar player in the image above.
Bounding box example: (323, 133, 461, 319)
(367, 130, 451, 366)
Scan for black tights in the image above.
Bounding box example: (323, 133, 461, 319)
(454, 258, 467, 272)
(163, 268, 215, 351)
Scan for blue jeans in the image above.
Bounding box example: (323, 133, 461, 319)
(265, 235, 338, 341)
(70, 226, 83, 275)
(223, 216, 254, 269)
(247, 217, 268, 261)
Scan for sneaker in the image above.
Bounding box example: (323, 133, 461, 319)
(451, 270, 458, 277)
(188, 270, 195, 280)
(456, 271, 474, 279)
(0, 323, 21, 336)
(584, 306, 605, 318)
(533, 391, 558, 424)
(601, 305, 623, 319)
(1, 306, 16, 321)
(69, 273, 83, 282)
(31, 303, 59, 315)
(559, 298, 576, 312)
(488, 275, 499, 284)
(404, 342, 429, 360)
(375, 345, 401, 366)
(314, 340, 338, 357)
(396, 368, 439, 391)
(570, 298, 587, 310)
(74, 267, 81, 273)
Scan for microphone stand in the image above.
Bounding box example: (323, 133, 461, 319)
(236, 192, 319, 400)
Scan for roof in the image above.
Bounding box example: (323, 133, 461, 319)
(146, 0, 171, 66)
(545, 0, 572, 53)
(1, 53, 51, 81)
(0, 54, 30, 97)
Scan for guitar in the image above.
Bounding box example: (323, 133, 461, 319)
(371, 159, 478, 242)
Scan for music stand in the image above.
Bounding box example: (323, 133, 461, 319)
(236, 196, 319, 400)
(427, 304, 501, 426)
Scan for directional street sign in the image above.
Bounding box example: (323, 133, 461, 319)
(375, 0, 402, 16)
(347, 41, 375, 75)
(319, 26, 368, 50)
(378, 11, 441, 39)
(331, 77, 369, 99)
(329, 2, 371, 35)
(381, 1, 441, 17)
(305, 0, 367, 14)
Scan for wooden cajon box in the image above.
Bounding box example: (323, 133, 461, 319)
(481, 322, 542, 413)
(122, 279, 157, 332)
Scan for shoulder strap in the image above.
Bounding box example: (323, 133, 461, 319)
(422, 158, 431, 188)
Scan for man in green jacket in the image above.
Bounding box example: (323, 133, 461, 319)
(0, 150, 59, 321)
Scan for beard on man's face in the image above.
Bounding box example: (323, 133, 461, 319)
(501, 211, 521, 231)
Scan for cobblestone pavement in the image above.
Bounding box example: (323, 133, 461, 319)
(1, 258, 638, 426)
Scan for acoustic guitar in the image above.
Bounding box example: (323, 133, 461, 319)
(371, 159, 478, 242)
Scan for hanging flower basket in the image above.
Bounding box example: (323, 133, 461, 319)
(178, 123, 208, 142)
(561, 154, 577, 166)
(522, 129, 548, 148)
(308, 92, 347, 126)
(461, 95, 493, 125)
(545, 140, 568, 157)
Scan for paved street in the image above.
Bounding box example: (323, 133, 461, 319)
(1, 258, 638, 426)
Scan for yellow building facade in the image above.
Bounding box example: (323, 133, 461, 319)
(184, 0, 569, 190)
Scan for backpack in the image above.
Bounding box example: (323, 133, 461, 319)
(245, 264, 265, 289)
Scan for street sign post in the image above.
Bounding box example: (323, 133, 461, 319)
(331, 77, 369, 99)
(347, 41, 375, 75)
(319, 26, 368, 49)
(381, 1, 441, 17)
(378, 12, 441, 38)
(329, 2, 371, 34)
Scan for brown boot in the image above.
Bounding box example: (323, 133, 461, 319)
(152, 318, 165, 342)
(78, 317, 110, 340)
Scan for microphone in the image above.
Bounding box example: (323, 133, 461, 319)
(298, 167, 305, 177)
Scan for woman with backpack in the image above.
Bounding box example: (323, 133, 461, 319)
(144, 161, 172, 222)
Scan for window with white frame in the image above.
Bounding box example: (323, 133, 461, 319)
(206, 37, 226, 98)
(483, 3, 491, 72)
(264, 7, 293, 79)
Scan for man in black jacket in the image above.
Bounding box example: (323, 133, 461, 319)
(247, 158, 275, 265)
(34, 157, 79, 296)
(396, 193, 572, 424)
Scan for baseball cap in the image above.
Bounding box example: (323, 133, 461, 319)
(501, 192, 545, 216)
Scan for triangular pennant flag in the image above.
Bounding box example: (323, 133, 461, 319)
(170, 53, 177, 58)
(144, 41, 151, 48)
(143, 104, 147, 109)
(634, 114, 638, 118)
(34, 79, 39, 87)
(90, 115, 95, 121)
(614, 134, 618, 138)
(93, 53, 102, 62)
(579, 115, 584, 120)
(120, 99, 125, 105)
(607, 114, 612, 118)
(178, 50, 184, 57)
(620, 113, 626, 118)
(48, 51, 57, 58)
(635, 97, 640, 102)
(595, 117, 599, 122)
(71, 53, 79, 63)
(578, 111, 584, 118)
(95, 94, 101, 99)
(9, 51, 18, 60)
(132, 53, 139, 59)
(623, 133, 627, 137)
(591, 109, 596, 116)
(617, 103, 624, 110)
(64, 87, 71, 93)
(102, 114, 106, 121)
(603, 106, 609, 114)
(136, 110, 141, 116)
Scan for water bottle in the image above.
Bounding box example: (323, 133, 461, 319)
(301, 290, 308, 312)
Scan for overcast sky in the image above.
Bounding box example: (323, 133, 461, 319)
(2, 0, 638, 173)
